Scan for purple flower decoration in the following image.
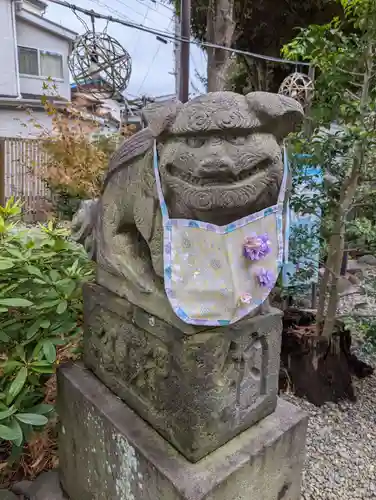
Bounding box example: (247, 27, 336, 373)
(256, 268, 275, 288)
(243, 233, 271, 261)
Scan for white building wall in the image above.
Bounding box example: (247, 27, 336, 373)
(0, 108, 52, 138)
(16, 19, 71, 100)
(22, 0, 47, 16)
(0, 0, 19, 97)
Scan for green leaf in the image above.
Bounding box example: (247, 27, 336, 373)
(6, 366, 28, 405)
(6, 247, 25, 260)
(56, 300, 68, 314)
(42, 289, 60, 299)
(0, 423, 20, 440)
(0, 298, 33, 307)
(26, 265, 44, 279)
(48, 337, 67, 346)
(2, 360, 22, 374)
(27, 373, 40, 386)
(42, 340, 56, 363)
(49, 270, 60, 282)
(15, 344, 25, 361)
(70, 259, 79, 274)
(29, 365, 55, 374)
(0, 406, 17, 420)
(34, 299, 61, 310)
(1, 318, 19, 328)
(59, 280, 76, 297)
(7, 442, 23, 465)
(29, 403, 54, 415)
(32, 278, 48, 285)
(15, 413, 48, 426)
(0, 307, 8, 313)
(51, 319, 76, 335)
(25, 318, 44, 339)
(30, 361, 53, 367)
(0, 260, 14, 270)
(8, 419, 23, 446)
(41, 319, 51, 329)
(31, 339, 44, 360)
(29, 252, 56, 260)
(0, 330, 10, 342)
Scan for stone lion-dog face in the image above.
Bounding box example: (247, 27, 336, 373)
(152, 92, 303, 226)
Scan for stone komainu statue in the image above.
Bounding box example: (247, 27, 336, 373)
(72, 91, 303, 329)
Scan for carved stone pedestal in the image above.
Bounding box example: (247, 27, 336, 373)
(58, 363, 308, 500)
(83, 283, 283, 462)
(58, 90, 308, 499)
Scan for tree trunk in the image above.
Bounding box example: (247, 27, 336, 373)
(206, 0, 236, 92)
(316, 258, 331, 327)
(243, 57, 272, 91)
(320, 42, 374, 338)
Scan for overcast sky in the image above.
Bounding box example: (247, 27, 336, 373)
(45, 0, 207, 98)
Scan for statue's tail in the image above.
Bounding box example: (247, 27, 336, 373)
(71, 199, 98, 261)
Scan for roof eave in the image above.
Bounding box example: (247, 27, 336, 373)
(16, 10, 77, 42)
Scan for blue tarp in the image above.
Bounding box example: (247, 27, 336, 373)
(282, 153, 323, 287)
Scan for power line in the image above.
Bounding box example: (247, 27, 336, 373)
(132, 0, 176, 13)
(131, 6, 152, 54)
(190, 51, 199, 77)
(151, 0, 175, 12)
(110, 0, 155, 20)
(137, 45, 162, 93)
(114, 0, 172, 20)
(47, 0, 311, 66)
(190, 52, 204, 93)
(88, 0, 137, 21)
(137, 18, 173, 93)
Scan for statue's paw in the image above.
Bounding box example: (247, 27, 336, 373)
(71, 199, 98, 243)
(122, 269, 152, 293)
(84, 235, 96, 261)
(115, 261, 154, 294)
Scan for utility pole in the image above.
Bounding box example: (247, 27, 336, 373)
(179, 0, 191, 103)
(173, 13, 181, 97)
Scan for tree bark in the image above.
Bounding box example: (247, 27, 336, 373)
(206, 0, 236, 92)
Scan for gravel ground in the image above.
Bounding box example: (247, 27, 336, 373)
(283, 267, 376, 500)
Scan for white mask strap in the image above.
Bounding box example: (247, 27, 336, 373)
(153, 141, 170, 222)
(278, 144, 289, 205)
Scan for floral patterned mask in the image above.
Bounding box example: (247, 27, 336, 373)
(154, 141, 289, 326)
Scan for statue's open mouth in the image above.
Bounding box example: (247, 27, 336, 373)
(165, 158, 274, 187)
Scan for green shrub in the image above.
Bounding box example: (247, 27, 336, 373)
(0, 198, 93, 453)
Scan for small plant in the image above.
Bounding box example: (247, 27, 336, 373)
(38, 103, 111, 219)
(23, 81, 132, 220)
(0, 198, 93, 456)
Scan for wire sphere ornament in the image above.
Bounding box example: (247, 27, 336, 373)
(69, 31, 132, 99)
(278, 72, 314, 109)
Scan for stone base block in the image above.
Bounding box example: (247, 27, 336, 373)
(58, 363, 308, 500)
(83, 282, 283, 462)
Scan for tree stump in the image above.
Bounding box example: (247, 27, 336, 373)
(279, 308, 374, 406)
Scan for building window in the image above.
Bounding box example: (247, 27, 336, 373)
(18, 46, 64, 79)
(18, 46, 39, 76)
(40, 50, 63, 79)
